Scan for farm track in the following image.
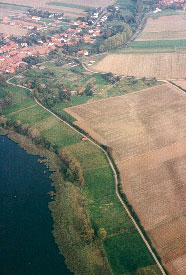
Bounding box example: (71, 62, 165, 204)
(6, 78, 166, 275)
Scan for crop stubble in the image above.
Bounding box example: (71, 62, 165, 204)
(65, 83, 186, 274)
(92, 52, 186, 79)
(136, 15, 186, 41)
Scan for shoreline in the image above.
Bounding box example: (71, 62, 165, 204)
(0, 127, 111, 274)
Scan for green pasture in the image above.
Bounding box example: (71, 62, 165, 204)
(41, 122, 81, 147)
(149, 9, 179, 18)
(47, 2, 95, 11)
(7, 105, 51, 125)
(130, 39, 186, 49)
(104, 232, 155, 274)
(2, 85, 35, 115)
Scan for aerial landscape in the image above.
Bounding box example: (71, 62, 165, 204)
(0, 0, 186, 274)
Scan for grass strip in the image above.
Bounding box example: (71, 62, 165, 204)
(48, 2, 94, 11)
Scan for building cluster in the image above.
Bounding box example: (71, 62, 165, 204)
(0, 39, 56, 73)
(158, 0, 186, 9)
(0, 8, 109, 74)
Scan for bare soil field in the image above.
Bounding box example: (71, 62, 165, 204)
(0, 23, 27, 36)
(0, 0, 114, 17)
(92, 52, 186, 79)
(136, 15, 186, 41)
(0, 8, 25, 19)
(172, 80, 186, 90)
(65, 83, 186, 274)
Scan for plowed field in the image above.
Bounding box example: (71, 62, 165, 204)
(136, 15, 186, 41)
(92, 52, 186, 79)
(65, 83, 186, 274)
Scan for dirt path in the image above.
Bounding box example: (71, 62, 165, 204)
(34, 97, 166, 275)
(6, 75, 166, 275)
(7, 104, 37, 115)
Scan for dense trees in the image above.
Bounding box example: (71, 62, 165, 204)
(99, 24, 133, 52)
(59, 148, 85, 187)
(0, 89, 13, 108)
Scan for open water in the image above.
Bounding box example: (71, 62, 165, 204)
(0, 136, 71, 275)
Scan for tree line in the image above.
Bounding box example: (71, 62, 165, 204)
(98, 24, 133, 52)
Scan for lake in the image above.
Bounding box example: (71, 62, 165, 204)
(0, 136, 71, 275)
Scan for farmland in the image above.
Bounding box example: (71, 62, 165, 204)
(171, 80, 186, 91)
(91, 52, 186, 79)
(0, 81, 161, 274)
(0, 23, 28, 36)
(65, 83, 186, 274)
(9, 60, 161, 117)
(136, 14, 186, 41)
(0, 0, 114, 17)
(91, 12, 186, 79)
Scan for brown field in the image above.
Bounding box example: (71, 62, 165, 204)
(0, 8, 25, 19)
(136, 15, 186, 41)
(65, 83, 186, 274)
(0, 23, 28, 36)
(92, 52, 186, 79)
(172, 80, 186, 90)
(0, 0, 114, 17)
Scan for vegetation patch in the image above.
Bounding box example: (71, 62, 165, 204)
(104, 232, 155, 274)
(130, 39, 186, 49)
(48, 2, 95, 11)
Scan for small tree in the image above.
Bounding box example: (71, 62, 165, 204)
(98, 228, 107, 241)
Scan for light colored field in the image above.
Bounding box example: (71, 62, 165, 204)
(172, 80, 186, 90)
(0, 23, 27, 36)
(0, 0, 114, 17)
(137, 15, 186, 41)
(65, 83, 186, 274)
(0, 8, 25, 19)
(92, 52, 186, 79)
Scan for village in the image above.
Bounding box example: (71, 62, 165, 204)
(0, 6, 111, 74)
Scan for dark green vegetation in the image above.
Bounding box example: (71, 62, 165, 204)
(48, 2, 95, 11)
(0, 75, 161, 274)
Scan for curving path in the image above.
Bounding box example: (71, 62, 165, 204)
(7, 76, 166, 275)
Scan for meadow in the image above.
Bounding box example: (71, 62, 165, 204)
(92, 12, 186, 79)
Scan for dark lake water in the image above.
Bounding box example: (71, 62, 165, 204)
(0, 136, 71, 275)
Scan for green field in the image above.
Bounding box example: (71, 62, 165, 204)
(149, 8, 179, 18)
(48, 2, 94, 11)
(1, 85, 35, 115)
(130, 39, 186, 49)
(1, 81, 161, 274)
(116, 0, 136, 15)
